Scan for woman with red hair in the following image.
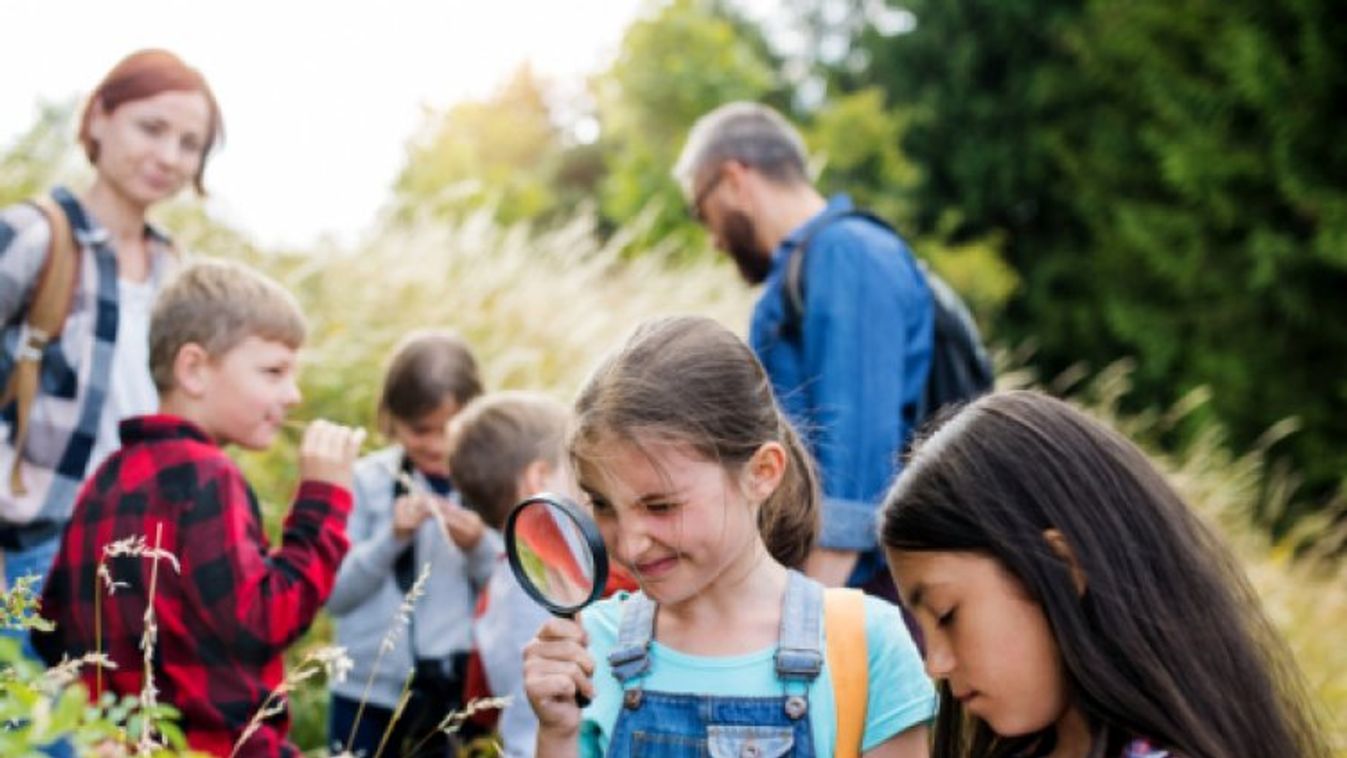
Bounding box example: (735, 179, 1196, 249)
(0, 49, 223, 600)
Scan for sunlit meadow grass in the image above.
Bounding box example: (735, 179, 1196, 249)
(170, 210, 1344, 754)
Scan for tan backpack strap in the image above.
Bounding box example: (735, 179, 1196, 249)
(825, 588, 869, 758)
(1, 195, 80, 495)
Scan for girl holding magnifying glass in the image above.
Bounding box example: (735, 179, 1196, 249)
(524, 316, 935, 757)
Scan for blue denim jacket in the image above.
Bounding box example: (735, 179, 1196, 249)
(749, 195, 933, 552)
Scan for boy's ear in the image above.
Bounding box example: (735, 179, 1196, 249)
(744, 442, 787, 504)
(1043, 528, 1087, 597)
(171, 342, 213, 398)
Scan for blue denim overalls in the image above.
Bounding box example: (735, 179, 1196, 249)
(604, 570, 825, 757)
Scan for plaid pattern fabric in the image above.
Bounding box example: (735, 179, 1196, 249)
(0, 187, 175, 544)
(35, 415, 353, 757)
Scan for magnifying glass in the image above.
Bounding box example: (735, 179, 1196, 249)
(506, 493, 608, 614)
(505, 493, 609, 707)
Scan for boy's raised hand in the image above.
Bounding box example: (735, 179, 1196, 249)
(298, 420, 366, 491)
(524, 616, 595, 741)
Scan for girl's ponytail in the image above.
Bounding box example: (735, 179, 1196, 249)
(759, 411, 819, 568)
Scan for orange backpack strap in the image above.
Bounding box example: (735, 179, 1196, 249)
(0, 195, 80, 495)
(825, 587, 869, 758)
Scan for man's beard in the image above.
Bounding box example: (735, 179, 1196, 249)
(723, 210, 772, 285)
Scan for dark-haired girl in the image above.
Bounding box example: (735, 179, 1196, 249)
(881, 390, 1330, 758)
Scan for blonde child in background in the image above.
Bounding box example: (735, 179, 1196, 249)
(447, 391, 578, 758)
(35, 260, 364, 757)
(523, 316, 935, 757)
(326, 331, 500, 757)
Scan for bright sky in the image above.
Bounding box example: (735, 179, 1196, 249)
(1, 0, 650, 248)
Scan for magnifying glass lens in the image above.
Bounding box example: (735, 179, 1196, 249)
(512, 501, 598, 608)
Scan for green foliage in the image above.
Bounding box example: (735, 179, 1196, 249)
(1058, 0, 1347, 514)
(0, 100, 82, 208)
(0, 580, 196, 756)
(594, 0, 783, 250)
(804, 87, 1018, 318)
(392, 66, 568, 226)
(843, 0, 1347, 514)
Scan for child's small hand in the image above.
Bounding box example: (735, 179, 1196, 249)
(524, 617, 595, 737)
(438, 499, 485, 550)
(392, 494, 435, 541)
(298, 420, 366, 491)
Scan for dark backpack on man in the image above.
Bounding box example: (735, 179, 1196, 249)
(782, 208, 994, 435)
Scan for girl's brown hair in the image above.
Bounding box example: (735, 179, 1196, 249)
(377, 330, 482, 434)
(80, 49, 225, 193)
(571, 316, 819, 568)
(881, 390, 1329, 758)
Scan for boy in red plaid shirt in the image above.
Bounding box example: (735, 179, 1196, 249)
(34, 260, 365, 757)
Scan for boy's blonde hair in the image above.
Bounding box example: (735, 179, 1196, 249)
(149, 259, 307, 392)
(447, 391, 570, 530)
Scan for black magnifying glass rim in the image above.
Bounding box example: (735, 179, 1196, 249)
(504, 492, 610, 616)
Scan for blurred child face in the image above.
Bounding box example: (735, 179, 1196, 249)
(389, 398, 459, 478)
(579, 436, 763, 608)
(889, 549, 1073, 739)
(88, 90, 212, 208)
(200, 336, 301, 450)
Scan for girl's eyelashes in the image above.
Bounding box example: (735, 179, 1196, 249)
(936, 607, 958, 628)
(583, 491, 612, 514)
(644, 500, 677, 514)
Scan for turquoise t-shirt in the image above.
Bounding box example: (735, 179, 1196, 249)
(578, 592, 936, 756)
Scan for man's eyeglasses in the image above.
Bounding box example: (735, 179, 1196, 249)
(689, 169, 725, 224)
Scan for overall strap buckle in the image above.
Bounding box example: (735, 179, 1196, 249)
(608, 593, 657, 683)
(774, 570, 825, 682)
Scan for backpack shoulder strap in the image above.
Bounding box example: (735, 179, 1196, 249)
(0, 194, 80, 495)
(824, 587, 868, 758)
(783, 208, 898, 333)
(23, 195, 80, 339)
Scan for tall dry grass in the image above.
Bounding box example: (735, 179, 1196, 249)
(172, 209, 1343, 754)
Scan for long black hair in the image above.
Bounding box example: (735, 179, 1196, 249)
(880, 390, 1328, 758)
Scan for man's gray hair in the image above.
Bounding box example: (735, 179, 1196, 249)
(673, 102, 811, 199)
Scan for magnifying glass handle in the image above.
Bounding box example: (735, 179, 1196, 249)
(562, 611, 593, 708)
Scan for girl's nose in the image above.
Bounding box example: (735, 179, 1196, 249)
(924, 634, 955, 678)
(614, 516, 652, 566)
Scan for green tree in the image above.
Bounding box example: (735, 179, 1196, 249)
(594, 0, 784, 250)
(392, 66, 566, 226)
(838, 0, 1347, 513)
(0, 100, 81, 207)
(805, 87, 1017, 318)
(1060, 0, 1347, 512)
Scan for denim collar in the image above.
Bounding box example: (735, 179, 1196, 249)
(770, 193, 855, 271)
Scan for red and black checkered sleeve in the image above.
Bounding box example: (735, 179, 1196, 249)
(176, 460, 353, 659)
